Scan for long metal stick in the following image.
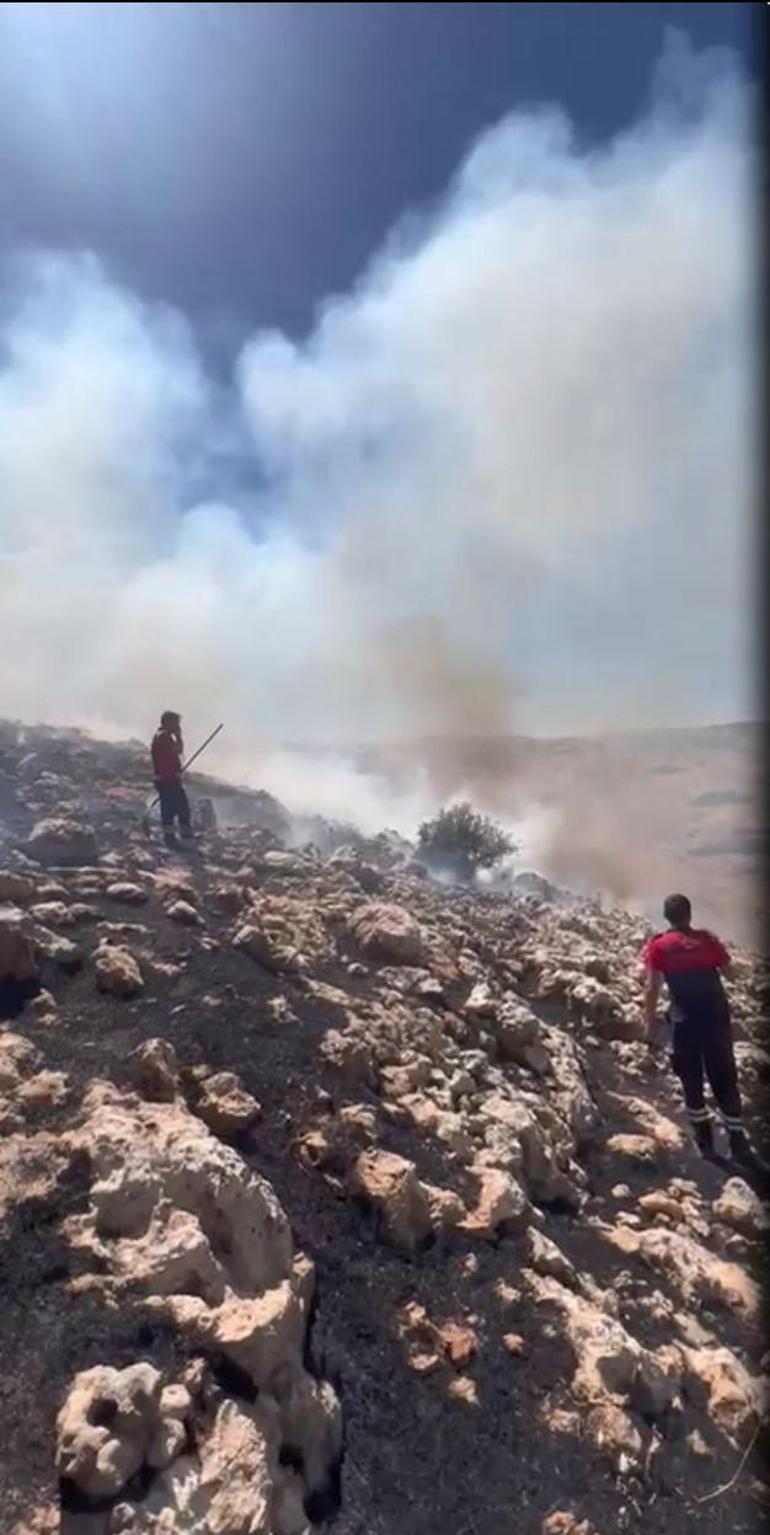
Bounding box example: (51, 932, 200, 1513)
(146, 722, 224, 815)
(178, 722, 224, 776)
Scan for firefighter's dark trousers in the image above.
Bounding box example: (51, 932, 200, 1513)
(670, 1000, 743, 1135)
(157, 780, 192, 835)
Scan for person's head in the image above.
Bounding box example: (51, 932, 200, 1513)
(160, 710, 181, 731)
(663, 892, 692, 931)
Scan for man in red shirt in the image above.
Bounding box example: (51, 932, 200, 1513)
(641, 892, 754, 1168)
(151, 711, 193, 849)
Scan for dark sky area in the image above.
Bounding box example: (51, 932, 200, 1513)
(0, 1, 759, 361)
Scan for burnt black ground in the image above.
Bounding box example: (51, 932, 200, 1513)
(0, 728, 767, 1535)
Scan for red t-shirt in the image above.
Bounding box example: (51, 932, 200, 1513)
(151, 728, 183, 783)
(641, 927, 729, 1015)
(641, 928, 729, 974)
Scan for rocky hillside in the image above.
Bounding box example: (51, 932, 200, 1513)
(0, 721, 767, 1535)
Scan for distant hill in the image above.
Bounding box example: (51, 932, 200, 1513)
(357, 722, 763, 945)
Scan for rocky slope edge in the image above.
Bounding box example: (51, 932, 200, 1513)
(0, 721, 767, 1535)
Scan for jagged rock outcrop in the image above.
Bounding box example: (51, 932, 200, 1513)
(56, 1356, 341, 1535)
(56, 1361, 170, 1500)
(0, 720, 765, 1535)
(189, 1068, 262, 1137)
(349, 1148, 462, 1249)
(57, 1081, 341, 1526)
(0, 905, 38, 982)
(94, 941, 144, 998)
(0, 871, 36, 905)
(131, 1038, 180, 1102)
(24, 817, 98, 868)
(348, 901, 425, 965)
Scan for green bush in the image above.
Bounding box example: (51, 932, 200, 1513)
(417, 801, 516, 883)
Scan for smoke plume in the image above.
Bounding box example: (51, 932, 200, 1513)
(0, 33, 757, 862)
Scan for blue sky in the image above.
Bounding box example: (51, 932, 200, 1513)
(0, 4, 759, 746)
(0, 2, 757, 354)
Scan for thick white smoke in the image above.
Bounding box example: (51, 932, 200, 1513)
(0, 33, 757, 844)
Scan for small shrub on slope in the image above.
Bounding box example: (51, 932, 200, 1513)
(417, 802, 516, 884)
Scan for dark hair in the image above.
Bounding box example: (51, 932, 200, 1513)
(663, 892, 691, 928)
(160, 710, 180, 728)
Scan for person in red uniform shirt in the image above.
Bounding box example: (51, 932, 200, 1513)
(641, 892, 755, 1167)
(151, 711, 193, 849)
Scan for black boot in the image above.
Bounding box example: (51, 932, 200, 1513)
(694, 1120, 718, 1160)
(729, 1130, 760, 1169)
(728, 1131, 770, 1195)
(163, 830, 179, 850)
